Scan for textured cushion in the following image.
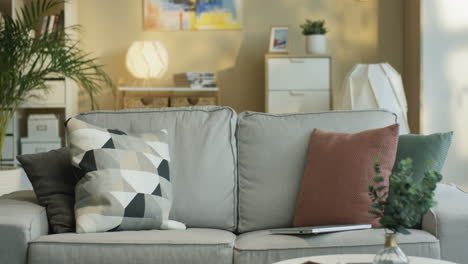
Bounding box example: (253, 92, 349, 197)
(237, 110, 397, 233)
(16, 148, 77, 234)
(394, 132, 453, 180)
(75, 106, 237, 231)
(234, 229, 440, 264)
(28, 228, 235, 264)
(67, 118, 183, 233)
(293, 124, 400, 227)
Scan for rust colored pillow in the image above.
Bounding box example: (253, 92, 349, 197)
(293, 124, 399, 228)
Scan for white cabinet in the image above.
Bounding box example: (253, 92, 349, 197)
(268, 90, 330, 114)
(6, 118, 14, 134)
(1, 136, 15, 161)
(266, 55, 331, 114)
(1, 113, 17, 165)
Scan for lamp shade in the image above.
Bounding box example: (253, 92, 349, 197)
(126, 41, 169, 79)
(340, 63, 410, 134)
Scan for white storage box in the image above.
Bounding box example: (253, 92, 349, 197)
(21, 137, 62, 155)
(27, 114, 59, 139)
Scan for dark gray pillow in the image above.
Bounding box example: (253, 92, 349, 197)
(17, 148, 77, 234)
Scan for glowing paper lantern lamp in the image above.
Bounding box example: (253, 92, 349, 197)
(126, 41, 169, 80)
(340, 63, 410, 134)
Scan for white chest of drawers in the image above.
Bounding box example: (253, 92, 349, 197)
(265, 55, 332, 113)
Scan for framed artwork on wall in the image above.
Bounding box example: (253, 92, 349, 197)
(144, 0, 242, 31)
(269, 26, 289, 53)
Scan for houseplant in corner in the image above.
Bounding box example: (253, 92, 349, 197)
(368, 158, 442, 264)
(300, 19, 328, 54)
(0, 0, 112, 187)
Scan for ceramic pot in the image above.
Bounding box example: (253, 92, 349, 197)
(306, 34, 327, 54)
(373, 233, 409, 264)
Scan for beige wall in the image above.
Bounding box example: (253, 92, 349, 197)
(77, 0, 403, 112)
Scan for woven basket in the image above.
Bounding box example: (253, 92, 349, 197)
(170, 96, 216, 107)
(123, 96, 169, 109)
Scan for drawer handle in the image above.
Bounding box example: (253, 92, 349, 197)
(288, 58, 305, 64)
(289, 91, 305, 96)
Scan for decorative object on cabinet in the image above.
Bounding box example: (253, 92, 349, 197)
(340, 63, 410, 134)
(143, 0, 242, 31)
(265, 55, 331, 114)
(174, 72, 217, 89)
(300, 19, 328, 54)
(269, 27, 289, 53)
(0, 0, 112, 163)
(116, 87, 221, 110)
(126, 41, 169, 81)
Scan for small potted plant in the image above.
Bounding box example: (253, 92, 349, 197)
(368, 158, 442, 264)
(300, 19, 328, 54)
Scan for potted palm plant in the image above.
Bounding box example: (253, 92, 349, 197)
(368, 158, 442, 264)
(300, 19, 328, 54)
(0, 0, 112, 184)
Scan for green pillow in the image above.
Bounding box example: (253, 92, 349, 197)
(393, 132, 453, 180)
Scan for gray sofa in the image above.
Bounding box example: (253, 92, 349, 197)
(1, 106, 467, 264)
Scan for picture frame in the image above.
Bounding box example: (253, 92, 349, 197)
(269, 26, 289, 53)
(143, 0, 242, 31)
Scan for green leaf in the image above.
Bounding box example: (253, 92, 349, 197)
(300, 19, 328, 35)
(376, 186, 386, 192)
(374, 176, 384, 183)
(368, 210, 382, 217)
(368, 157, 442, 235)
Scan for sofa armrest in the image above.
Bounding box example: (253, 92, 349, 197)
(0, 195, 48, 264)
(422, 183, 468, 263)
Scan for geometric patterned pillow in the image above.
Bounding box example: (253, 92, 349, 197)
(66, 118, 186, 233)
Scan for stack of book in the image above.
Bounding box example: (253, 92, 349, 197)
(174, 72, 217, 89)
(40, 11, 64, 36)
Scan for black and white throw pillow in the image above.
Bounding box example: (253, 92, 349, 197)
(66, 118, 185, 233)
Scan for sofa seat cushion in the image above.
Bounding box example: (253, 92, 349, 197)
(28, 228, 235, 264)
(233, 229, 440, 264)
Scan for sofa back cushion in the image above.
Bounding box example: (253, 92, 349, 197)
(76, 106, 237, 231)
(237, 110, 397, 233)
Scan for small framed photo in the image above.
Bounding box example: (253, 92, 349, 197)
(269, 26, 289, 53)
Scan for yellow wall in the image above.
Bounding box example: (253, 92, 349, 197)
(77, 0, 403, 112)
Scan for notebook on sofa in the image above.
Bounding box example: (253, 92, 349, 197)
(270, 224, 372, 235)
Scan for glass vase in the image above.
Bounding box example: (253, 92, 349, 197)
(373, 233, 409, 264)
